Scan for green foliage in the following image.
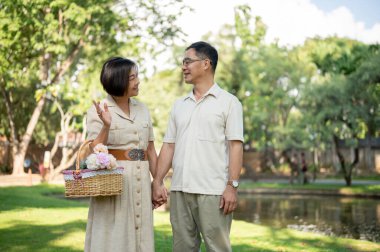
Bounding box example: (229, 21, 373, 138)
(303, 37, 368, 75)
(216, 6, 316, 152)
(0, 0, 187, 144)
(300, 38, 380, 143)
(138, 69, 190, 145)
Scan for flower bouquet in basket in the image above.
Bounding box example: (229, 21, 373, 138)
(63, 141, 124, 198)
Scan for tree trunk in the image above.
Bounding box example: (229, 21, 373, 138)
(313, 149, 319, 181)
(48, 103, 87, 181)
(8, 41, 83, 175)
(11, 96, 46, 175)
(12, 151, 26, 175)
(333, 135, 359, 187)
(282, 151, 298, 184)
(344, 174, 352, 186)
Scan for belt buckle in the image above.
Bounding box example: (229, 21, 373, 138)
(128, 149, 145, 161)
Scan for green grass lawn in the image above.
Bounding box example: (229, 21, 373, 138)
(240, 181, 380, 195)
(1, 184, 379, 252)
(322, 174, 380, 181)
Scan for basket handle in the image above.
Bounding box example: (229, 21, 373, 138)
(75, 139, 94, 172)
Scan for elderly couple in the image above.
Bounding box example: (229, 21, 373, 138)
(84, 41, 243, 252)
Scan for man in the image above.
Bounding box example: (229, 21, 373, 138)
(152, 41, 243, 252)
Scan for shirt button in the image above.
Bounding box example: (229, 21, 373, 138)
(137, 178, 140, 181)
(136, 214, 140, 218)
(135, 226, 139, 230)
(137, 190, 140, 193)
(136, 202, 140, 206)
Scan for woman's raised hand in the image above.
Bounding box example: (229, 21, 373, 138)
(93, 101, 111, 127)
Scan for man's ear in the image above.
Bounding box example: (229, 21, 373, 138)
(203, 59, 212, 71)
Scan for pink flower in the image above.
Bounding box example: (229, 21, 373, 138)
(96, 152, 111, 168)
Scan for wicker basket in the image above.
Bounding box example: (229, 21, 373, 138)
(63, 140, 124, 198)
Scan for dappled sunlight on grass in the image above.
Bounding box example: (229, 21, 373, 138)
(51, 230, 85, 251)
(1, 185, 379, 252)
(0, 219, 86, 252)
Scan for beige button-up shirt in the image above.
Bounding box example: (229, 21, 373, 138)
(86, 95, 154, 150)
(163, 84, 244, 195)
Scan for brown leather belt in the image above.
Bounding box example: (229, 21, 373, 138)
(108, 149, 148, 161)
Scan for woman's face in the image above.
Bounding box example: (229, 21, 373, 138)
(126, 67, 140, 97)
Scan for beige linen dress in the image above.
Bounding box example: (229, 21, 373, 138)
(84, 95, 154, 252)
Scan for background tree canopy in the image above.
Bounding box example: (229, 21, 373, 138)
(0, 3, 379, 185)
(0, 0, 187, 174)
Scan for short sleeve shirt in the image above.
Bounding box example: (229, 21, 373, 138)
(163, 84, 244, 195)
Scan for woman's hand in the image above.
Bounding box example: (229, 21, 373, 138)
(152, 180, 168, 209)
(93, 101, 111, 127)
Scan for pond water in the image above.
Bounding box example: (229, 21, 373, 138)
(234, 194, 380, 242)
(59, 192, 380, 242)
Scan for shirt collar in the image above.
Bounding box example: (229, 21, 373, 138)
(105, 95, 137, 121)
(105, 95, 137, 106)
(184, 83, 222, 101)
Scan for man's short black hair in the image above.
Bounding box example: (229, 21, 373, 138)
(100, 57, 137, 97)
(186, 41, 218, 73)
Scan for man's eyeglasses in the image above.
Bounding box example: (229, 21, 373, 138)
(182, 57, 212, 66)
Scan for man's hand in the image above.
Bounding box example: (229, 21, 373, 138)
(219, 185, 238, 215)
(152, 180, 168, 209)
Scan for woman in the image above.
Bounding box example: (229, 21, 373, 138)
(84, 57, 157, 252)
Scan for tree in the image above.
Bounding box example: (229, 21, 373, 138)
(300, 38, 379, 185)
(215, 5, 315, 172)
(0, 0, 186, 175)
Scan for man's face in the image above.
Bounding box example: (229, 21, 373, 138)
(182, 48, 205, 84)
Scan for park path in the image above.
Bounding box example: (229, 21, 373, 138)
(0, 174, 64, 187)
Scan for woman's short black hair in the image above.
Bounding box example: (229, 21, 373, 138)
(100, 57, 137, 97)
(186, 41, 218, 73)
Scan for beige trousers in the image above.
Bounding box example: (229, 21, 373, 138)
(170, 191, 232, 252)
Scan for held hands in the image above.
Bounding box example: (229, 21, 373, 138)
(93, 101, 111, 127)
(220, 185, 238, 215)
(152, 180, 168, 209)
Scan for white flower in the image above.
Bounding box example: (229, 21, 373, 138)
(85, 154, 98, 170)
(108, 155, 118, 169)
(93, 143, 108, 154)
